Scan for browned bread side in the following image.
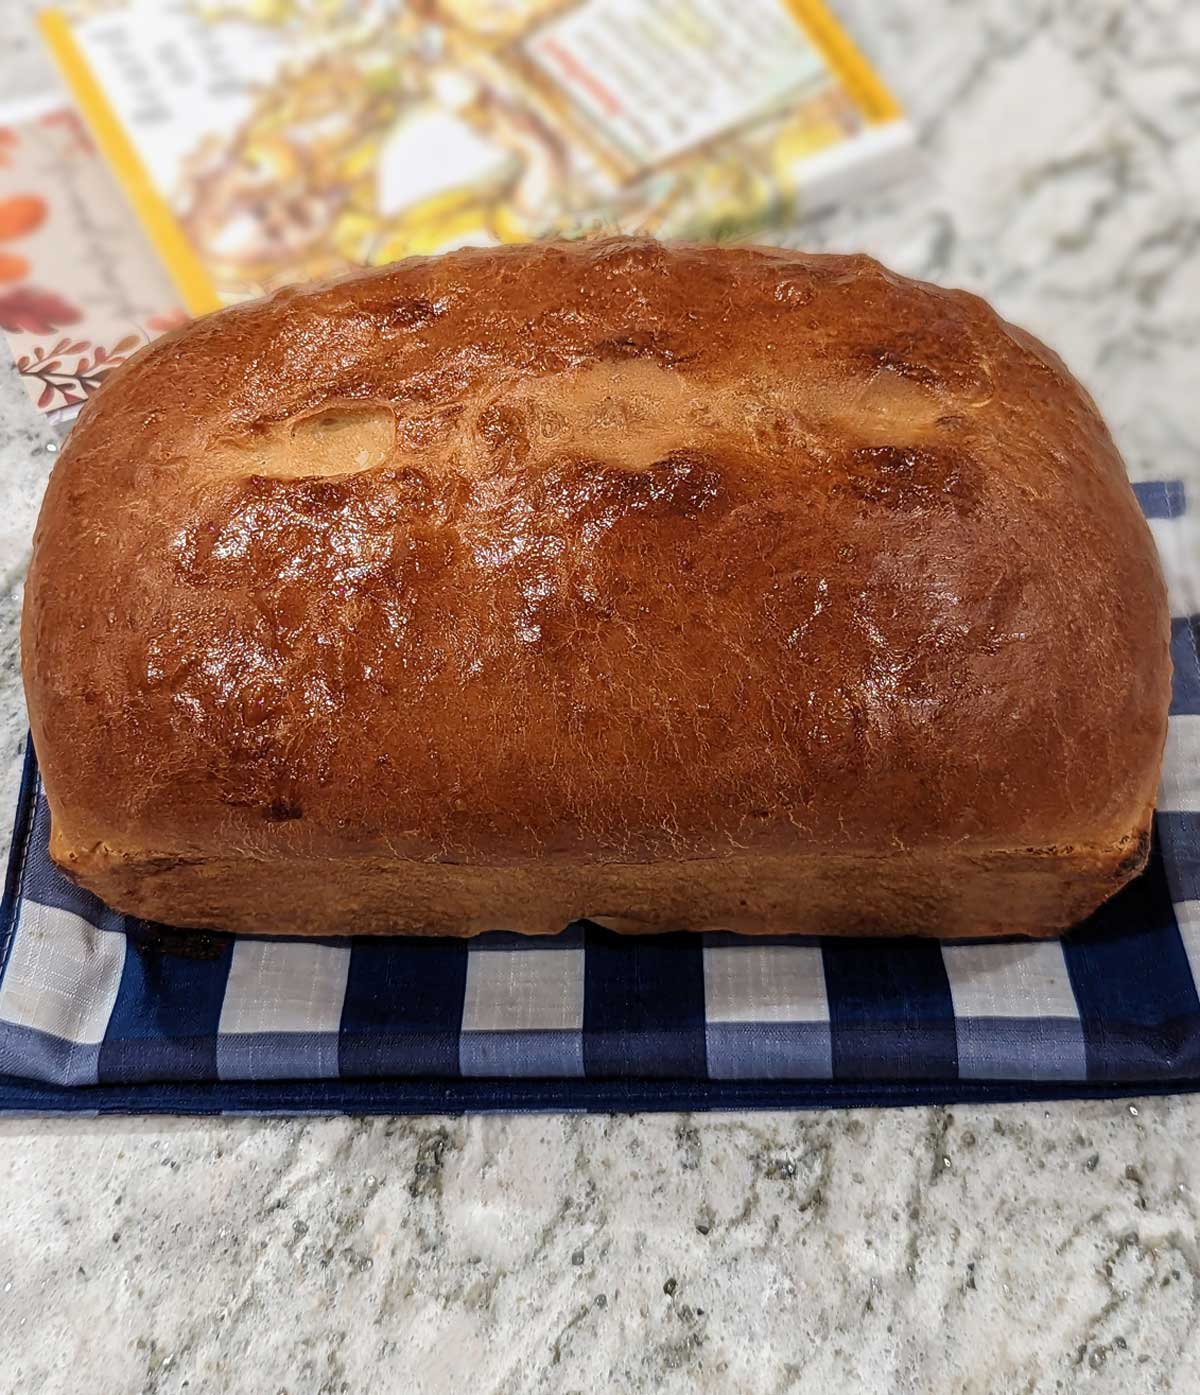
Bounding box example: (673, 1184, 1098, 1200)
(21, 238, 1171, 937)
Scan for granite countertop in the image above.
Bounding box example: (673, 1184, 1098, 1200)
(2, 1, 1200, 1391)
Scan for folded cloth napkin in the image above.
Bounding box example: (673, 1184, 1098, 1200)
(0, 480, 1195, 1116)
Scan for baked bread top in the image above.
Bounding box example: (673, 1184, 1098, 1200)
(22, 238, 1170, 867)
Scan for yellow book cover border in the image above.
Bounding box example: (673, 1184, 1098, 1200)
(38, 8, 222, 316)
(783, 0, 904, 125)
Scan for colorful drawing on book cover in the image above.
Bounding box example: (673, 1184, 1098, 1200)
(43, 0, 902, 309)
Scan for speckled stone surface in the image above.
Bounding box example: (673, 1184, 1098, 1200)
(1, 1, 1199, 1391)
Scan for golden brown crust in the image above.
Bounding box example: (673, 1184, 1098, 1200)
(21, 238, 1171, 936)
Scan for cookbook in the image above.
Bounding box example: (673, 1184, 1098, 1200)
(39, 0, 912, 314)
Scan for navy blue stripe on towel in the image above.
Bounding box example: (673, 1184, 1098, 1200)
(582, 925, 707, 1078)
(99, 932, 235, 1083)
(339, 937, 469, 1078)
(823, 938, 959, 1079)
(1063, 832, 1200, 1081)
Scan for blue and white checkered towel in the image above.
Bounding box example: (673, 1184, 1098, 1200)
(0, 479, 1195, 1115)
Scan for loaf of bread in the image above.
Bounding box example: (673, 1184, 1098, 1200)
(21, 238, 1170, 938)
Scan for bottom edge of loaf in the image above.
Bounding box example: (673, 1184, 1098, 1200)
(46, 823, 1151, 941)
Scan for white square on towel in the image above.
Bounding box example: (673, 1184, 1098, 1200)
(942, 940, 1080, 1019)
(1176, 901, 1200, 982)
(1159, 715, 1200, 813)
(1149, 516, 1200, 618)
(461, 946, 584, 1033)
(219, 939, 351, 1035)
(704, 945, 829, 1024)
(0, 902, 126, 1044)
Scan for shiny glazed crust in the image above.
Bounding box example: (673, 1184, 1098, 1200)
(21, 238, 1171, 937)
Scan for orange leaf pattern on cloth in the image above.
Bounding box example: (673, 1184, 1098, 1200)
(0, 287, 83, 335)
(0, 194, 46, 240)
(15, 330, 141, 411)
(146, 309, 189, 333)
(0, 252, 30, 282)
